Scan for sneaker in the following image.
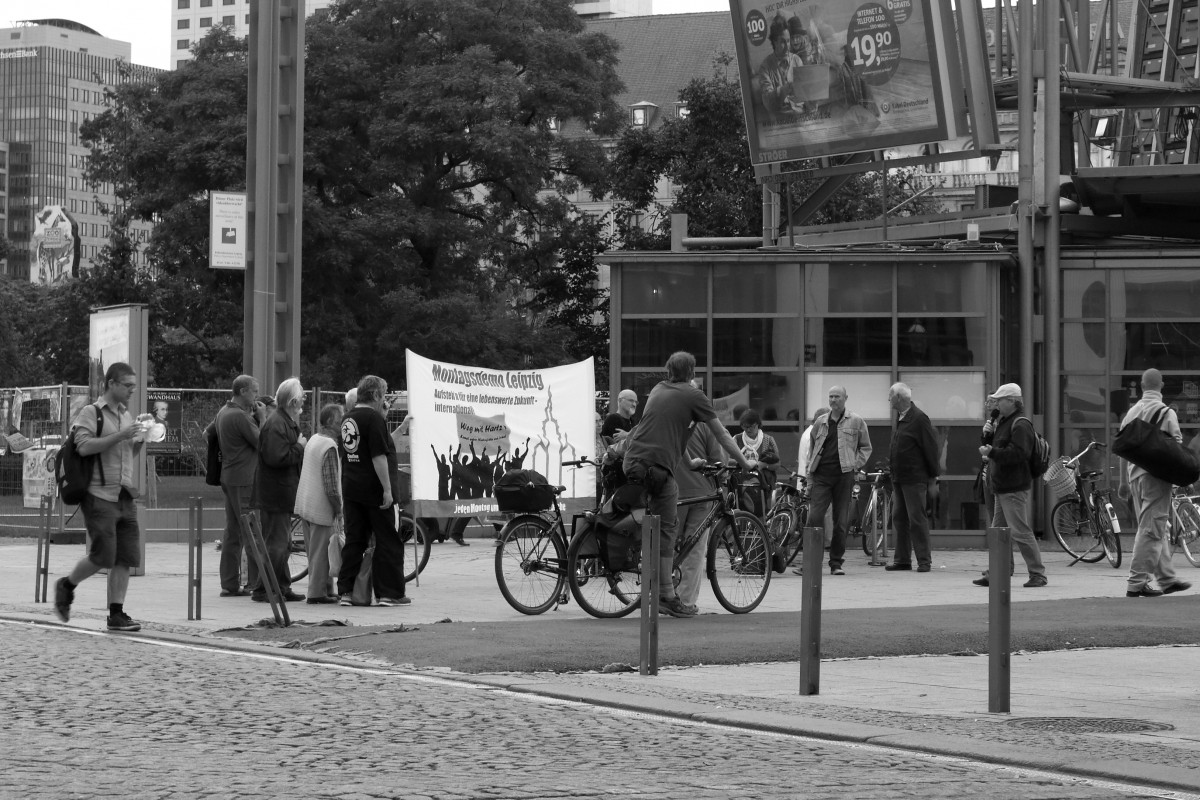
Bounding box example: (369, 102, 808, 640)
(657, 596, 696, 618)
(683, 603, 700, 616)
(1023, 576, 1048, 588)
(53, 577, 74, 623)
(306, 596, 339, 604)
(106, 612, 142, 632)
(339, 594, 354, 606)
(972, 575, 989, 587)
(830, 566, 845, 576)
(452, 537, 470, 547)
(791, 566, 803, 576)
(378, 596, 411, 607)
(1127, 585, 1164, 598)
(884, 563, 912, 571)
(1163, 581, 1192, 595)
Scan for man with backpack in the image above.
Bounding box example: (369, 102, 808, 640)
(971, 383, 1047, 588)
(53, 362, 148, 632)
(211, 374, 268, 597)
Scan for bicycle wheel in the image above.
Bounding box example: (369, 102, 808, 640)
(288, 515, 308, 582)
(494, 515, 567, 615)
(860, 494, 885, 556)
(566, 527, 641, 618)
(766, 505, 800, 567)
(397, 512, 432, 583)
(1050, 498, 1105, 563)
(707, 510, 772, 614)
(1096, 502, 1122, 569)
(1175, 500, 1200, 567)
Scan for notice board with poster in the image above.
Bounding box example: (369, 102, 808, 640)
(728, 0, 967, 164)
(144, 389, 182, 455)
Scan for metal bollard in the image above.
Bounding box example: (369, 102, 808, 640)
(988, 525, 1011, 713)
(35, 496, 53, 603)
(798, 526, 824, 695)
(639, 513, 661, 676)
(187, 497, 203, 621)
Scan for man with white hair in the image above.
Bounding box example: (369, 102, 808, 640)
(885, 383, 939, 572)
(600, 389, 638, 446)
(1120, 368, 1191, 598)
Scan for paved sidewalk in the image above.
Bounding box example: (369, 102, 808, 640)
(4, 533, 1200, 792)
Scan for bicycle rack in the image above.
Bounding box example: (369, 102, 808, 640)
(187, 497, 203, 621)
(240, 510, 291, 627)
(34, 496, 53, 603)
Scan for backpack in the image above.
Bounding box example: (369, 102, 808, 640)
(205, 416, 222, 486)
(1017, 417, 1051, 478)
(54, 404, 104, 505)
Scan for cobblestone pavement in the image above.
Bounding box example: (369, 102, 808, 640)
(1, 622, 1189, 800)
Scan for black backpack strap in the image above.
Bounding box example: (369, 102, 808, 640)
(93, 403, 106, 486)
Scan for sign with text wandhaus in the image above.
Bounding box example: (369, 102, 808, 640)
(728, 0, 967, 164)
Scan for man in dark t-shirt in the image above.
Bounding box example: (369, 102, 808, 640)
(600, 389, 638, 445)
(622, 352, 752, 618)
(337, 375, 408, 607)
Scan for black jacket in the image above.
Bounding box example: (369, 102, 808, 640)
(888, 403, 940, 484)
(987, 413, 1034, 494)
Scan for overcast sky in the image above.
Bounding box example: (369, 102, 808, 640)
(4, 0, 733, 71)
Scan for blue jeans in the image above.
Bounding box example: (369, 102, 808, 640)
(986, 489, 1045, 579)
(808, 470, 854, 570)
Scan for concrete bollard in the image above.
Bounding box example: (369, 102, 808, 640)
(798, 526, 824, 695)
(988, 525, 1011, 713)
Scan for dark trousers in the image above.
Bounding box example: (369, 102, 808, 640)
(252, 509, 292, 593)
(220, 483, 257, 593)
(338, 499, 406, 599)
(892, 481, 931, 568)
(808, 470, 855, 570)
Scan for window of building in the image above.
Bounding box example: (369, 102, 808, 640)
(223, 15, 235, 25)
(224, 0, 235, 5)
(631, 107, 648, 128)
(178, 18, 190, 28)
(201, 0, 212, 5)
(676, 103, 689, 119)
(178, 0, 190, 7)
(177, 39, 190, 49)
(200, 17, 212, 26)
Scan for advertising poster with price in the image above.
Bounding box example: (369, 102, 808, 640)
(728, 0, 966, 164)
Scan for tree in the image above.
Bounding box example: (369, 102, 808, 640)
(607, 53, 944, 247)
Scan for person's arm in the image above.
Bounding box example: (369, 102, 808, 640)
(990, 419, 1033, 466)
(1165, 407, 1183, 443)
(760, 434, 781, 467)
(853, 418, 873, 471)
(233, 412, 260, 451)
(260, 418, 304, 469)
(371, 453, 393, 508)
(75, 406, 139, 457)
(321, 447, 341, 516)
(706, 417, 752, 470)
(919, 417, 941, 478)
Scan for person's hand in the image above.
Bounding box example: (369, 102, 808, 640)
(927, 479, 940, 503)
(380, 491, 393, 510)
(746, 458, 759, 469)
(979, 445, 992, 458)
(612, 429, 628, 442)
(689, 457, 706, 470)
(982, 420, 996, 436)
(297, 433, 308, 447)
(1117, 483, 1131, 501)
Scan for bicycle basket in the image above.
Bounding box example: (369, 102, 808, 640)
(494, 469, 555, 513)
(1043, 459, 1076, 500)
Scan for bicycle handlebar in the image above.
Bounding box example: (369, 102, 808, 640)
(1062, 440, 1106, 470)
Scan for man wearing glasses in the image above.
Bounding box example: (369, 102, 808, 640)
(53, 362, 148, 632)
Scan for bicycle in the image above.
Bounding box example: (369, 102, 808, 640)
(1168, 487, 1200, 567)
(286, 508, 432, 585)
(764, 467, 808, 571)
(493, 458, 595, 615)
(1048, 441, 1122, 568)
(858, 461, 894, 558)
(565, 462, 774, 618)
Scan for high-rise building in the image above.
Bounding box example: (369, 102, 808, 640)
(170, 0, 652, 68)
(0, 19, 159, 282)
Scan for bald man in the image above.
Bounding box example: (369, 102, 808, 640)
(1121, 368, 1191, 598)
(600, 389, 638, 446)
(803, 385, 872, 575)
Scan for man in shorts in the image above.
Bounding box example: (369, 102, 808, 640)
(53, 362, 148, 632)
(622, 352, 753, 618)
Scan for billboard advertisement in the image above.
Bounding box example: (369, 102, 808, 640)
(406, 351, 596, 517)
(32, 205, 79, 285)
(728, 0, 966, 164)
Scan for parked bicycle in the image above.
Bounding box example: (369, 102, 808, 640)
(493, 458, 595, 615)
(1048, 441, 1122, 568)
(286, 508, 432, 584)
(565, 462, 773, 618)
(764, 467, 808, 571)
(1168, 487, 1200, 567)
(858, 461, 893, 557)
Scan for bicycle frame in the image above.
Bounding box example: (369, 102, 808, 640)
(675, 465, 763, 570)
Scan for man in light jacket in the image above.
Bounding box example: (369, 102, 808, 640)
(1121, 368, 1191, 598)
(804, 386, 872, 575)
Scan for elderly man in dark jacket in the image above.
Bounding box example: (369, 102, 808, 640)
(885, 383, 940, 572)
(252, 377, 308, 602)
(972, 383, 1047, 588)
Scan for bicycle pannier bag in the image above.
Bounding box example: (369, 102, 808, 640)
(205, 418, 222, 487)
(1113, 406, 1200, 486)
(494, 469, 555, 513)
(54, 404, 104, 506)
